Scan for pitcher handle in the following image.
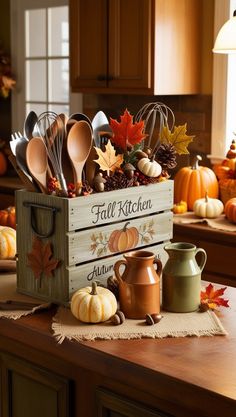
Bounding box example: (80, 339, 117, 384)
(195, 248, 207, 272)
(114, 260, 127, 284)
(154, 257, 162, 276)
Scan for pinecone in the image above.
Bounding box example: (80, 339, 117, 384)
(104, 171, 134, 191)
(155, 143, 177, 170)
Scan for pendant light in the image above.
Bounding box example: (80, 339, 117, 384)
(213, 10, 236, 53)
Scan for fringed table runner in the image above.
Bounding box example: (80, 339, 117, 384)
(174, 212, 236, 232)
(0, 273, 51, 320)
(52, 306, 227, 344)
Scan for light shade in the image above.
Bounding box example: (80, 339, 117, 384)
(213, 10, 236, 53)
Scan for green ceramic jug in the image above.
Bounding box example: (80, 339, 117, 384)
(162, 242, 207, 313)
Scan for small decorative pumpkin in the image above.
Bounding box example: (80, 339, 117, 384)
(174, 155, 219, 210)
(225, 198, 236, 224)
(0, 226, 16, 259)
(193, 192, 224, 219)
(108, 222, 139, 253)
(0, 206, 16, 229)
(172, 200, 188, 214)
(137, 157, 162, 178)
(70, 281, 118, 323)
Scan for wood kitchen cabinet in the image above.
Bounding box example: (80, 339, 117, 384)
(0, 352, 70, 417)
(70, 0, 201, 95)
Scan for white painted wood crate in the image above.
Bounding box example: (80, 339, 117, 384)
(16, 180, 173, 304)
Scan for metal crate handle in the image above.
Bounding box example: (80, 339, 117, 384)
(23, 202, 60, 238)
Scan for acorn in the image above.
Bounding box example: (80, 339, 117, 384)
(142, 147, 152, 157)
(93, 173, 106, 192)
(135, 150, 149, 160)
(110, 310, 125, 325)
(123, 163, 135, 179)
(145, 313, 163, 325)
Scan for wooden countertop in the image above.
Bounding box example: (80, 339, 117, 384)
(0, 274, 236, 417)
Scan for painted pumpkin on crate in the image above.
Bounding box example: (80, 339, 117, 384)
(0, 226, 16, 259)
(0, 206, 16, 229)
(108, 222, 139, 253)
(70, 281, 117, 323)
(174, 155, 219, 210)
(224, 198, 236, 224)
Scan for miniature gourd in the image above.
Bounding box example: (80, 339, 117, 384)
(172, 200, 188, 214)
(0, 206, 16, 229)
(108, 222, 139, 253)
(193, 192, 224, 219)
(225, 198, 236, 224)
(70, 281, 117, 323)
(0, 226, 16, 259)
(174, 155, 219, 210)
(137, 157, 162, 178)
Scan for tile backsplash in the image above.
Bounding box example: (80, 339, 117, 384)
(83, 94, 212, 173)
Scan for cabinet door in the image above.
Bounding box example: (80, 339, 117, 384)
(0, 353, 70, 417)
(108, 0, 153, 91)
(108, 0, 153, 93)
(96, 388, 173, 417)
(70, 0, 108, 90)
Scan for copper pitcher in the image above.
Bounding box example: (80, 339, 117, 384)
(114, 250, 162, 319)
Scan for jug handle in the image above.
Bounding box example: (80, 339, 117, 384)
(154, 257, 162, 276)
(114, 260, 127, 284)
(195, 248, 207, 272)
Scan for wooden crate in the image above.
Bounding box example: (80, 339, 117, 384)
(16, 180, 173, 304)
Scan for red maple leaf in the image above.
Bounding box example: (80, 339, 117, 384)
(200, 283, 229, 310)
(110, 109, 147, 150)
(27, 237, 60, 287)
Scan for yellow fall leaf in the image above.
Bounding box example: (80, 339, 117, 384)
(94, 140, 124, 175)
(160, 123, 194, 155)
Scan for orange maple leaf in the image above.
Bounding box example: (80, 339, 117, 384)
(110, 109, 147, 151)
(200, 283, 229, 310)
(27, 237, 59, 286)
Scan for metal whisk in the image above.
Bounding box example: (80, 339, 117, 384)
(37, 111, 68, 196)
(135, 102, 175, 156)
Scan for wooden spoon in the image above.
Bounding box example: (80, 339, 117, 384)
(67, 121, 93, 192)
(26, 137, 48, 193)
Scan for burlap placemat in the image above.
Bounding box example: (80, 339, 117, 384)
(52, 306, 227, 343)
(173, 212, 236, 232)
(0, 273, 51, 320)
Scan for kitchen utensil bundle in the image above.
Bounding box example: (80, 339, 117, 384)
(10, 110, 109, 196)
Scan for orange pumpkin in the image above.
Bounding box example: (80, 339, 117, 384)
(225, 198, 236, 224)
(0, 206, 16, 229)
(219, 178, 236, 205)
(174, 155, 219, 210)
(213, 164, 232, 180)
(0, 151, 7, 176)
(108, 222, 139, 253)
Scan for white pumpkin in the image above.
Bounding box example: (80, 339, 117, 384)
(0, 226, 16, 259)
(137, 157, 162, 178)
(71, 281, 117, 323)
(193, 192, 224, 218)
